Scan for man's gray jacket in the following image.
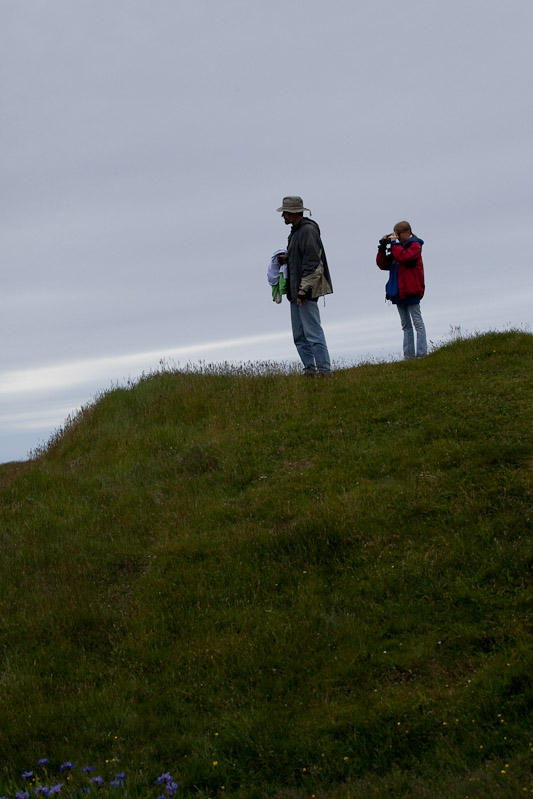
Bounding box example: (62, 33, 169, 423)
(286, 218, 333, 302)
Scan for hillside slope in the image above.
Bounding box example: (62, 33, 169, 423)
(0, 331, 531, 798)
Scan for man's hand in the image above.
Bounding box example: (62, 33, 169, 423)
(277, 252, 287, 264)
(297, 290, 307, 306)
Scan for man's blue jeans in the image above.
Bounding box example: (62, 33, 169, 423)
(290, 300, 331, 372)
(397, 303, 427, 359)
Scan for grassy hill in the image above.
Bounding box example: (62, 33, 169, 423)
(0, 331, 531, 799)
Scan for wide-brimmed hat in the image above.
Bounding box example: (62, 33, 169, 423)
(276, 196, 311, 215)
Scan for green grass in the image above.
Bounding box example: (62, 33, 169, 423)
(0, 330, 531, 798)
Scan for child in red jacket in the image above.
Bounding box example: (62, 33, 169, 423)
(377, 220, 427, 359)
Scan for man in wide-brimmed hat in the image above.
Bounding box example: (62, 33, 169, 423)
(276, 196, 333, 375)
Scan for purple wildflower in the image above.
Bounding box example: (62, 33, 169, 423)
(82, 767, 95, 774)
(156, 773, 178, 796)
(59, 763, 73, 773)
(110, 772, 125, 788)
(90, 776, 104, 789)
(37, 760, 49, 767)
(22, 772, 34, 780)
(35, 788, 50, 797)
(49, 787, 62, 795)
(16, 792, 30, 799)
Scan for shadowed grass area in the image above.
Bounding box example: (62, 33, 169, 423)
(0, 330, 531, 798)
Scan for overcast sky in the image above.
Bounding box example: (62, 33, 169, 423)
(1, 0, 532, 463)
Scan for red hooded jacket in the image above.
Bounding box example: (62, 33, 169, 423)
(376, 236, 425, 302)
